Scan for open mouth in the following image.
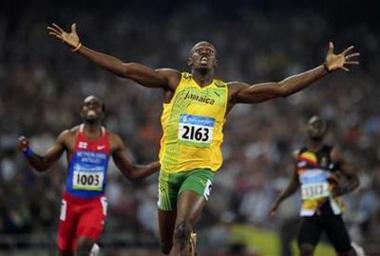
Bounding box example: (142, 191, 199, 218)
(200, 57, 208, 65)
(87, 110, 96, 117)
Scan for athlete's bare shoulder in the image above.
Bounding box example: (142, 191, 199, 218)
(223, 81, 248, 108)
(57, 125, 80, 146)
(155, 68, 182, 90)
(66, 125, 80, 136)
(107, 131, 124, 152)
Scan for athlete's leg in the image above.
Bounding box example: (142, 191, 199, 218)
(158, 209, 177, 254)
(75, 197, 106, 256)
(297, 217, 322, 256)
(58, 250, 74, 256)
(76, 237, 97, 256)
(57, 198, 77, 256)
(170, 191, 206, 256)
(90, 243, 101, 256)
(324, 215, 356, 256)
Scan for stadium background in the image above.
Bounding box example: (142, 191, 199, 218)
(0, 0, 379, 255)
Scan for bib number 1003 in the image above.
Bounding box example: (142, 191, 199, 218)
(73, 171, 103, 191)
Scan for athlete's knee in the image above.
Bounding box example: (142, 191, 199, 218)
(76, 237, 95, 256)
(173, 221, 192, 244)
(299, 243, 315, 256)
(160, 241, 173, 254)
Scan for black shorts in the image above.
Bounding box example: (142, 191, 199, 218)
(297, 215, 353, 253)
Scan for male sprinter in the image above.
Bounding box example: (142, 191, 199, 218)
(17, 95, 159, 256)
(47, 23, 359, 256)
(270, 116, 360, 256)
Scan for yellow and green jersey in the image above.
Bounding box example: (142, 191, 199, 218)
(159, 72, 228, 173)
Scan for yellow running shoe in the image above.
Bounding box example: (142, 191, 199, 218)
(188, 232, 197, 256)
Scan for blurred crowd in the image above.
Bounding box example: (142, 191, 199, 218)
(0, 1, 379, 255)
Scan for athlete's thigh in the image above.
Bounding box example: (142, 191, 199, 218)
(176, 190, 206, 225)
(57, 198, 77, 252)
(158, 209, 177, 244)
(176, 169, 214, 224)
(75, 197, 107, 244)
(297, 216, 323, 248)
(324, 215, 353, 253)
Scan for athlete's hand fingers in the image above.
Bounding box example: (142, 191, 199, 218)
(48, 32, 63, 41)
(345, 61, 359, 65)
(47, 26, 62, 36)
(17, 136, 29, 149)
(327, 41, 334, 55)
(341, 66, 350, 72)
(52, 23, 65, 33)
(342, 45, 354, 55)
(345, 52, 360, 59)
(71, 23, 77, 33)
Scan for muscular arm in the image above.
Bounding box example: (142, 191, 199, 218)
(47, 23, 180, 90)
(77, 46, 180, 89)
(111, 134, 160, 179)
(228, 43, 359, 105)
(330, 147, 360, 196)
(230, 65, 327, 104)
(17, 132, 68, 172)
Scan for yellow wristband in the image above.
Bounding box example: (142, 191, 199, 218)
(71, 42, 82, 52)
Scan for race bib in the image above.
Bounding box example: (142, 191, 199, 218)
(72, 165, 104, 191)
(178, 114, 215, 145)
(301, 182, 330, 200)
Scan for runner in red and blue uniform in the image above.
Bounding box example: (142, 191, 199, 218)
(17, 95, 160, 256)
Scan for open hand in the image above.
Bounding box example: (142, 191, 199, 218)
(47, 23, 80, 49)
(325, 42, 360, 72)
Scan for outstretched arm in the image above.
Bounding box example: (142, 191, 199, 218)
(330, 147, 360, 196)
(111, 134, 160, 179)
(16, 132, 67, 172)
(230, 42, 360, 104)
(47, 23, 180, 90)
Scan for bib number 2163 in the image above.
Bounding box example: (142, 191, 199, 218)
(178, 114, 215, 145)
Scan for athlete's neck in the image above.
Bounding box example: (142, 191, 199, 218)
(307, 138, 324, 152)
(82, 122, 102, 139)
(192, 69, 214, 87)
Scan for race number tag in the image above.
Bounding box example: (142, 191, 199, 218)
(72, 164, 104, 191)
(178, 114, 215, 145)
(301, 182, 329, 200)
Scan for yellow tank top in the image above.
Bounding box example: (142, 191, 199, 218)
(159, 72, 228, 173)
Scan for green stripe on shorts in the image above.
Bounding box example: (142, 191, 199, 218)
(157, 169, 215, 211)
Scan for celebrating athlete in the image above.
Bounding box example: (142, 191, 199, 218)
(47, 23, 360, 256)
(17, 95, 159, 256)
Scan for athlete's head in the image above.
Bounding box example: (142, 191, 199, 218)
(307, 116, 327, 141)
(80, 95, 106, 124)
(188, 41, 217, 72)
